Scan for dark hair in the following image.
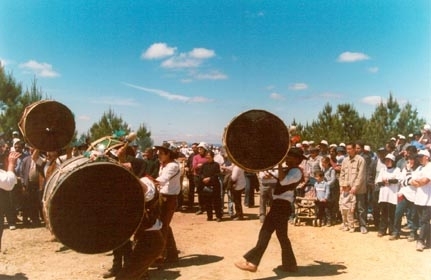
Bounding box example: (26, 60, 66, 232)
(206, 150, 215, 158)
(406, 145, 417, 153)
(314, 170, 324, 178)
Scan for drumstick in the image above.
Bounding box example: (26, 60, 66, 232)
(124, 132, 137, 143)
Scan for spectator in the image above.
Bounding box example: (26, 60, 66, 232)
(375, 153, 401, 237)
(339, 143, 368, 234)
(410, 149, 431, 252)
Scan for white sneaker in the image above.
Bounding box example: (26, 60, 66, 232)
(416, 241, 425, 252)
(9, 225, 16, 230)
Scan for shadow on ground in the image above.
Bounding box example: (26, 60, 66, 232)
(149, 254, 224, 279)
(253, 260, 347, 280)
(0, 273, 28, 280)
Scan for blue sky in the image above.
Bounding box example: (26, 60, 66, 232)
(1, 1, 430, 145)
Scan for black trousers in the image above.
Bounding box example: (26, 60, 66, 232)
(115, 230, 164, 280)
(244, 199, 297, 268)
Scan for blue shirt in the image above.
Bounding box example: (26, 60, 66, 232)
(315, 180, 330, 201)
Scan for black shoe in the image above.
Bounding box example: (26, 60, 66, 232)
(102, 268, 120, 278)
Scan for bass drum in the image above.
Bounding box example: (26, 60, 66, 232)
(223, 109, 290, 172)
(18, 100, 75, 151)
(43, 156, 144, 254)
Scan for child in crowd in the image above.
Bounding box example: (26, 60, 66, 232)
(339, 185, 356, 232)
(314, 170, 331, 226)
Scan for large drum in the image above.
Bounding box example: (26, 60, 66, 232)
(43, 156, 144, 254)
(19, 100, 75, 151)
(86, 135, 135, 160)
(223, 109, 290, 172)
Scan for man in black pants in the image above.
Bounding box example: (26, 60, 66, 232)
(235, 148, 305, 273)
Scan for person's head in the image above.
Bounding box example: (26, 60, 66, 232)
(406, 154, 419, 170)
(321, 156, 331, 169)
(384, 153, 396, 168)
(405, 145, 417, 158)
(319, 140, 328, 151)
(155, 142, 178, 163)
(46, 150, 59, 162)
(309, 147, 319, 158)
(346, 142, 357, 158)
(341, 185, 351, 192)
(377, 147, 387, 161)
(417, 149, 430, 166)
(191, 143, 199, 153)
(197, 142, 208, 156)
(314, 170, 324, 182)
(205, 150, 215, 162)
(13, 140, 25, 153)
(355, 140, 365, 154)
(285, 147, 306, 167)
(143, 147, 154, 159)
(329, 146, 337, 159)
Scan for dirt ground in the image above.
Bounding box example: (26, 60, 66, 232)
(0, 192, 430, 280)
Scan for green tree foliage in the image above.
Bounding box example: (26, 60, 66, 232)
(363, 93, 425, 149)
(86, 108, 153, 150)
(0, 66, 23, 138)
(299, 103, 366, 145)
(88, 108, 130, 141)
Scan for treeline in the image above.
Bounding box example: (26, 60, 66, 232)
(0, 66, 153, 150)
(289, 94, 425, 150)
(1, 65, 426, 152)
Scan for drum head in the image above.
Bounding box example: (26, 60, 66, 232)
(223, 109, 290, 172)
(48, 160, 144, 254)
(19, 100, 75, 151)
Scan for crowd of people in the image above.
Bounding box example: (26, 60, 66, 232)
(0, 123, 430, 279)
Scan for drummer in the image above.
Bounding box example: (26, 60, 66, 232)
(235, 148, 305, 274)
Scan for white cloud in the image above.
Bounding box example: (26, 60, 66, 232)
(161, 47, 216, 69)
(337, 51, 370, 63)
(19, 60, 59, 77)
(193, 71, 228, 80)
(188, 48, 215, 59)
(124, 82, 213, 103)
(0, 58, 12, 66)
(288, 83, 308, 90)
(161, 54, 203, 69)
(361, 95, 385, 105)
(368, 66, 379, 73)
(141, 42, 177, 59)
(270, 92, 284, 100)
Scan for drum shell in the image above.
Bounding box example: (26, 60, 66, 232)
(43, 156, 144, 254)
(223, 109, 290, 172)
(18, 100, 75, 151)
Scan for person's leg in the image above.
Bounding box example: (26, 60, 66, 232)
(379, 202, 388, 235)
(242, 204, 276, 266)
(233, 189, 243, 219)
(393, 196, 407, 238)
(115, 231, 164, 280)
(213, 188, 223, 219)
(187, 175, 195, 208)
(356, 193, 368, 232)
(387, 203, 396, 236)
(274, 202, 297, 270)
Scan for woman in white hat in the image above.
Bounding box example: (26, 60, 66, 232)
(375, 153, 401, 237)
